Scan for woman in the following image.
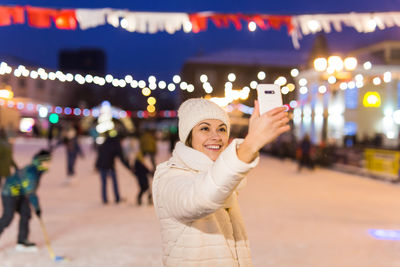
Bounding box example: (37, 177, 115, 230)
(153, 98, 290, 266)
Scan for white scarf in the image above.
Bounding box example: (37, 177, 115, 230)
(170, 141, 240, 208)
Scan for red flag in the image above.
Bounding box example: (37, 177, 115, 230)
(263, 15, 293, 33)
(210, 14, 242, 30)
(10, 6, 25, 24)
(26, 6, 57, 28)
(226, 14, 242, 30)
(251, 15, 267, 30)
(189, 14, 208, 33)
(210, 14, 230, 28)
(0, 6, 25, 26)
(0, 7, 12, 26)
(54, 9, 77, 30)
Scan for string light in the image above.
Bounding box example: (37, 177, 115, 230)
(0, 61, 197, 94)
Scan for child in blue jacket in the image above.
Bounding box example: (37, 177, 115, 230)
(0, 150, 51, 251)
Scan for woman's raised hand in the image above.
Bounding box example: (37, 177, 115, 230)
(237, 100, 290, 163)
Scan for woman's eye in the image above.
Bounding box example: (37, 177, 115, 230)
(218, 128, 227, 132)
(200, 127, 209, 131)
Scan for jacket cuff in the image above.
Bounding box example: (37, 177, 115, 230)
(220, 138, 259, 174)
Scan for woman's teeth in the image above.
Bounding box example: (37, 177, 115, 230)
(205, 145, 221, 150)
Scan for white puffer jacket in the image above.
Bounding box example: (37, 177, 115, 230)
(153, 139, 259, 267)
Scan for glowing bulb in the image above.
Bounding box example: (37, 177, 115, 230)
(299, 78, 307, 87)
(149, 83, 157, 90)
(257, 71, 266, 80)
(344, 57, 357, 71)
(147, 105, 156, 113)
(225, 82, 233, 89)
(355, 74, 363, 81)
(120, 18, 128, 29)
(287, 83, 295, 92)
(281, 86, 290, 95)
(148, 76, 156, 84)
(250, 81, 258, 89)
(318, 85, 327, 94)
(112, 79, 119, 87)
(313, 58, 327, 72)
(142, 87, 151, 96)
(328, 76, 336, 84)
(373, 77, 381, 85)
(130, 80, 138, 88)
(158, 81, 166, 89)
(228, 73, 236, 82)
(138, 80, 146, 88)
(30, 71, 38, 79)
(363, 61, 372, 70)
(173, 75, 181, 83)
(248, 21, 257, 32)
(125, 75, 133, 83)
(187, 84, 195, 92)
(105, 74, 113, 83)
(384, 72, 392, 83)
(291, 68, 299, 77)
(200, 74, 208, 83)
(300, 87, 308, 94)
(180, 82, 188, 90)
(48, 72, 56, 80)
(275, 76, 287, 86)
(168, 83, 176, 91)
(85, 74, 93, 83)
(328, 56, 344, 71)
(147, 97, 156, 105)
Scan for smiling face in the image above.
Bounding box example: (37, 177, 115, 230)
(190, 119, 229, 161)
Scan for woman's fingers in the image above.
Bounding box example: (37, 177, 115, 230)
(266, 106, 287, 116)
(278, 124, 291, 135)
(250, 100, 260, 121)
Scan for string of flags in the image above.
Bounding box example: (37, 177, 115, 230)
(1, 5, 399, 48)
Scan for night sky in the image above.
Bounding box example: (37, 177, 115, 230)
(1, 0, 400, 81)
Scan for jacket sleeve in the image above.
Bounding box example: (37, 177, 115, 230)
(155, 139, 259, 222)
(28, 194, 40, 212)
(21, 171, 41, 212)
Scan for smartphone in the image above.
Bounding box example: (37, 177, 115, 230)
(256, 84, 283, 115)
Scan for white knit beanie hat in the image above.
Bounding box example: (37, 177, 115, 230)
(178, 98, 230, 143)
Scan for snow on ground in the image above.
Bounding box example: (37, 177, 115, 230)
(1, 138, 400, 267)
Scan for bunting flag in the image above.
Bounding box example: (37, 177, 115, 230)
(25, 6, 77, 29)
(122, 12, 190, 34)
(291, 12, 400, 48)
(75, 8, 110, 30)
(0, 5, 400, 48)
(0, 6, 24, 26)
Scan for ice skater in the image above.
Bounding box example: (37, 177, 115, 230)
(132, 150, 152, 206)
(297, 134, 314, 172)
(95, 130, 131, 204)
(0, 150, 51, 252)
(153, 98, 290, 266)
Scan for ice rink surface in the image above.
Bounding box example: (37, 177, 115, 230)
(1, 138, 400, 267)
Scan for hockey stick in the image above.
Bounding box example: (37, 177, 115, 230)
(37, 216, 69, 262)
